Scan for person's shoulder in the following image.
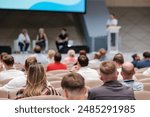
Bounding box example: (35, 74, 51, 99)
(89, 85, 104, 94)
(44, 85, 61, 96)
(122, 84, 134, 93)
(88, 67, 99, 73)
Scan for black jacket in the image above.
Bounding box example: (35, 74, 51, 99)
(88, 80, 135, 100)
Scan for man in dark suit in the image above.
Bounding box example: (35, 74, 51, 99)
(88, 61, 135, 100)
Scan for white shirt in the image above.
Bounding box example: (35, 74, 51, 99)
(89, 59, 101, 69)
(143, 68, 150, 76)
(18, 33, 30, 43)
(0, 75, 26, 91)
(0, 69, 24, 81)
(33, 54, 49, 64)
(107, 18, 118, 26)
(77, 67, 100, 80)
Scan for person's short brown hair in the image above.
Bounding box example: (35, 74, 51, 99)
(94, 52, 102, 59)
(100, 61, 117, 75)
(54, 52, 62, 62)
(79, 50, 87, 56)
(113, 53, 124, 65)
(99, 48, 106, 56)
(2, 55, 14, 66)
(25, 57, 37, 71)
(78, 55, 89, 67)
(0, 52, 8, 61)
(61, 72, 85, 92)
(143, 51, 150, 58)
(34, 45, 41, 53)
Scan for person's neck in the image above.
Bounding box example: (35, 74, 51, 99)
(144, 58, 150, 60)
(55, 61, 60, 64)
(5, 66, 14, 70)
(123, 76, 133, 81)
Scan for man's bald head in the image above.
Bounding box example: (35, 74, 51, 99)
(121, 62, 135, 79)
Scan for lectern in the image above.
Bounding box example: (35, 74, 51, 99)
(107, 26, 121, 53)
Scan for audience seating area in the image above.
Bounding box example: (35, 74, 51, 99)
(0, 51, 150, 100)
(0, 68, 150, 100)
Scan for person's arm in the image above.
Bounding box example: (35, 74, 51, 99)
(64, 36, 69, 42)
(26, 34, 31, 43)
(36, 34, 39, 42)
(18, 34, 24, 43)
(43, 33, 48, 40)
(56, 36, 63, 43)
(106, 19, 118, 27)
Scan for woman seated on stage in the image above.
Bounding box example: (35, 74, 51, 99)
(18, 29, 30, 53)
(16, 64, 60, 99)
(55, 28, 69, 51)
(36, 28, 48, 51)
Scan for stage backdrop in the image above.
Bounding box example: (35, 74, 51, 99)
(0, 0, 85, 13)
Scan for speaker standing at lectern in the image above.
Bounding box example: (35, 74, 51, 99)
(106, 13, 118, 46)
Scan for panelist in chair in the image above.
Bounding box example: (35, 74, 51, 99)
(36, 28, 48, 51)
(106, 13, 118, 47)
(56, 28, 69, 52)
(18, 29, 30, 53)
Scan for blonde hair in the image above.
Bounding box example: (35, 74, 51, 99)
(48, 50, 56, 59)
(39, 28, 45, 34)
(23, 64, 47, 97)
(67, 49, 75, 57)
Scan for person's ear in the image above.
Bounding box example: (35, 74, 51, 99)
(84, 87, 88, 94)
(83, 87, 89, 100)
(64, 89, 68, 98)
(133, 69, 135, 75)
(100, 76, 104, 81)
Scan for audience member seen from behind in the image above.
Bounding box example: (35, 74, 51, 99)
(32, 45, 48, 64)
(121, 62, 143, 91)
(17, 29, 30, 53)
(64, 49, 77, 64)
(16, 64, 60, 99)
(99, 48, 107, 61)
(77, 55, 100, 80)
(61, 72, 87, 100)
(88, 61, 135, 100)
(47, 49, 56, 63)
(131, 54, 141, 68)
(89, 52, 101, 69)
(113, 53, 124, 80)
(56, 28, 69, 52)
(0, 52, 8, 71)
(136, 51, 150, 69)
(0, 55, 24, 81)
(36, 28, 48, 51)
(0, 57, 37, 91)
(47, 52, 67, 71)
(70, 50, 87, 72)
(79, 50, 87, 56)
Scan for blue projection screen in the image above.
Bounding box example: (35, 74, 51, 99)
(0, 0, 85, 13)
